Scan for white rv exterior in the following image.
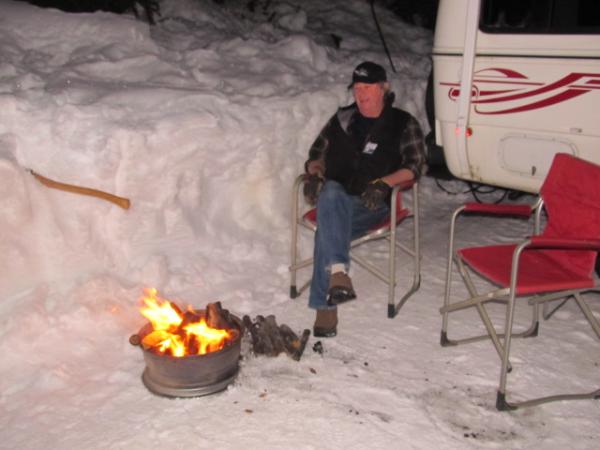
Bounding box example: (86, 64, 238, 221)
(432, 0, 600, 192)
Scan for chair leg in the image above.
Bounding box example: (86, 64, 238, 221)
(497, 283, 518, 410)
(495, 290, 597, 410)
(289, 252, 314, 299)
(388, 183, 421, 318)
(441, 207, 463, 345)
(289, 175, 315, 300)
(290, 285, 299, 299)
(388, 273, 421, 318)
(497, 387, 600, 410)
(388, 204, 397, 317)
(574, 293, 600, 339)
(290, 176, 302, 299)
(542, 297, 570, 320)
(475, 303, 513, 372)
(496, 392, 518, 411)
(493, 245, 596, 411)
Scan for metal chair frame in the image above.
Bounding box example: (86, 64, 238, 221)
(289, 175, 421, 318)
(441, 197, 600, 410)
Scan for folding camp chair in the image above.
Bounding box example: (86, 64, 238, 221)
(289, 175, 420, 318)
(441, 153, 600, 410)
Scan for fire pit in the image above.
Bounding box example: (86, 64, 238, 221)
(131, 289, 243, 398)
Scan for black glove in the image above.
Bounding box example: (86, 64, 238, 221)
(303, 174, 323, 206)
(360, 179, 390, 211)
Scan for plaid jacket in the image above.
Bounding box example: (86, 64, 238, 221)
(306, 97, 426, 195)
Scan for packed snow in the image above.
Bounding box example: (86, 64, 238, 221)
(0, 1, 598, 449)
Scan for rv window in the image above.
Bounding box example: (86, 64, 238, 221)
(480, 0, 600, 34)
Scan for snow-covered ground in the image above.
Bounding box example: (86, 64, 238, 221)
(0, 1, 598, 449)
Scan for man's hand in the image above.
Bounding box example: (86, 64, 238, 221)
(361, 179, 390, 210)
(303, 174, 323, 206)
(305, 159, 324, 176)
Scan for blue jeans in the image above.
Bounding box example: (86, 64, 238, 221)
(308, 180, 389, 310)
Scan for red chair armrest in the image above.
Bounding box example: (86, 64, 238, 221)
(393, 178, 416, 191)
(527, 236, 600, 251)
(463, 202, 532, 218)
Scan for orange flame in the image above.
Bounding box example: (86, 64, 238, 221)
(139, 288, 234, 357)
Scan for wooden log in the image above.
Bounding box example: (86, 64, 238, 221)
(292, 329, 311, 361)
(187, 333, 199, 355)
(253, 315, 278, 356)
(243, 315, 271, 355)
(242, 315, 254, 334)
(278, 324, 300, 355)
(180, 310, 202, 328)
(263, 315, 286, 356)
(174, 310, 201, 355)
(206, 301, 235, 329)
(278, 325, 310, 361)
(169, 301, 184, 319)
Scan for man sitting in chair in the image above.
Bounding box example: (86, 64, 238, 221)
(304, 61, 425, 338)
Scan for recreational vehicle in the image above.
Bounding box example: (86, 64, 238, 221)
(431, 0, 600, 192)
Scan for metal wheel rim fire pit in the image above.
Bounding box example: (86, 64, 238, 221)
(136, 313, 243, 398)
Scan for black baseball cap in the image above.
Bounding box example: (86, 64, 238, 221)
(348, 61, 387, 88)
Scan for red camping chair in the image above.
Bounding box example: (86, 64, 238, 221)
(289, 175, 420, 318)
(441, 153, 600, 410)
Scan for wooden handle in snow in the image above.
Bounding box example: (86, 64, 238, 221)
(31, 170, 131, 210)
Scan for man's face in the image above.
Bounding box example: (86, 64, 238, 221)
(353, 82, 386, 118)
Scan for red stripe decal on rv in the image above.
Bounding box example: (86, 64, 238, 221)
(442, 69, 600, 114)
(475, 89, 588, 114)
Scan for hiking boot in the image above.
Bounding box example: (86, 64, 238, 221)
(313, 308, 338, 338)
(327, 272, 356, 306)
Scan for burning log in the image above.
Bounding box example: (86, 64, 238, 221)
(280, 322, 310, 361)
(168, 300, 184, 318)
(132, 290, 240, 357)
(206, 301, 236, 330)
(296, 329, 311, 360)
(242, 314, 311, 361)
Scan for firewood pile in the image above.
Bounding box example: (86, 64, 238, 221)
(242, 315, 311, 361)
(129, 297, 311, 361)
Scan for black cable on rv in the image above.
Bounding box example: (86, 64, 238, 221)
(433, 178, 472, 196)
(369, 0, 397, 73)
(468, 182, 509, 204)
(433, 177, 517, 204)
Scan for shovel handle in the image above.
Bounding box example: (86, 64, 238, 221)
(31, 170, 131, 210)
